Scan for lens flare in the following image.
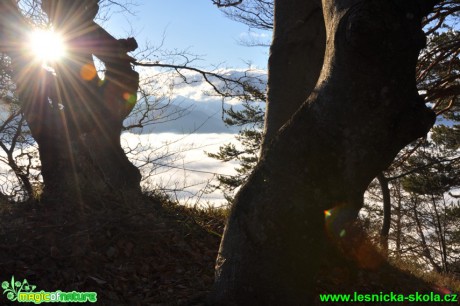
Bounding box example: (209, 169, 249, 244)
(80, 64, 97, 81)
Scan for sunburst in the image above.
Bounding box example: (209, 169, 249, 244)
(28, 29, 66, 64)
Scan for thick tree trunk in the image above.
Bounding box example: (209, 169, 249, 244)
(209, 0, 438, 304)
(261, 0, 325, 151)
(0, 0, 141, 202)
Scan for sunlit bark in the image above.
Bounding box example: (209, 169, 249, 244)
(262, 0, 325, 152)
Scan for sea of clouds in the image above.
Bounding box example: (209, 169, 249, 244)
(121, 68, 266, 206)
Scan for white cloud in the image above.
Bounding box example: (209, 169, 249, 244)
(239, 31, 270, 40)
(122, 132, 240, 207)
(126, 67, 266, 134)
(124, 67, 267, 205)
(138, 66, 267, 106)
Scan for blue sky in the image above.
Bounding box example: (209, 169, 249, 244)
(106, 0, 270, 69)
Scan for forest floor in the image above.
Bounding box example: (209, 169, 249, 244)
(0, 194, 459, 305)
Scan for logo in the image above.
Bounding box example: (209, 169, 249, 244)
(2, 276, 97, 304)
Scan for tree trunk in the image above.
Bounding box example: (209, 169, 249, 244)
(209, 0, 438, 304)
(261, 0, 325, 152)
(0, 0, 141, 203)
(395, 183, 402, 260)
(413, 197, 442, 273)
(431, 194, 448, 272)
(377, 173, 391, 257)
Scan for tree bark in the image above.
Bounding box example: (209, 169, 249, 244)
(209, 0, 438, 304)
(261, 0, 325, 152)
(0, 0, 141, 203)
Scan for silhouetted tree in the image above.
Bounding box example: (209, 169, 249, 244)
(209, 0, 439, 303)
(0, 0, 141, 203)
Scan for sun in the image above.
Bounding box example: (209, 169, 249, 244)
(28, 29, 66, 63)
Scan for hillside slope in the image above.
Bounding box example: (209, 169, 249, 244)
(0, 195, 458, 305)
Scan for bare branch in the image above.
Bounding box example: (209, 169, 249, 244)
(212, 0, 243, 8)
(133, 61, 266, 102)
